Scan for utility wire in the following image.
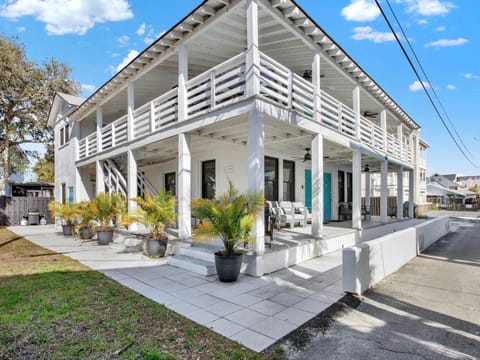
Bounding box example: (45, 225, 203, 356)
(374, 0, 480, 168)
(383, 0, 473, 157)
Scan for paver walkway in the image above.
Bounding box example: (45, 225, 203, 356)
(9, 225, 344, 352)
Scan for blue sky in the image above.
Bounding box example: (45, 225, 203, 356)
(0, 0, 478, 176)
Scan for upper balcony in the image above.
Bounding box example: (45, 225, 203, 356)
(77, 50, 413, 165)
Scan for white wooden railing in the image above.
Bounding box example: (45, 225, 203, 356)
(78, 50, 412, 165)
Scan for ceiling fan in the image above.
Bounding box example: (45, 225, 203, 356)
(363, 111, 378, 119)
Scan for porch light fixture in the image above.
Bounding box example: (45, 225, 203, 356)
(302, 70, 312, 81)
(364, 164, 370, 173)
(303, 148, 311, 162)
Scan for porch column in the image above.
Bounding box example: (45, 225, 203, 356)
(311, 134, 324, 238)
(408, 169, 415, 217)
(127, 149, 137, 231)
(127, 82, 134, 141)
(246, 0, 260, 97)
(312, 52, 321, 123)
(396, 166, 404, 220)
(414, 130, 421, 203)
(278, 159, 284, 201)
(248, 109, 265, 254)
(95, 160, 105, 196)
(352, 150, 362, 230)
(178, 133, 191, 240)
(365, 171, 371, 209)
(353, 86, 361, 139)
(381, 110, 387, 150)
(331, 170, 339, 221)
(96, 107, 103, 153)
(178, 45, 188, 122)
(380, 159, 388, 223)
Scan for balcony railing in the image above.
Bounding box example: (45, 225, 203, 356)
(77, 50, 412, 164)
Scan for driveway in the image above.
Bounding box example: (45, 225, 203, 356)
(277, 218, 480, 359)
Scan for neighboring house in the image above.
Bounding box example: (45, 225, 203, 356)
(456, 175, 480, 190)
(429, 173, 461, 190)
(48, 0, 428, 275)
(427, 182, 465, 207)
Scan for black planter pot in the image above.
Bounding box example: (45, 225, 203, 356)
(80, 227, 94, 240)
(62, 224, 73, 236)
(144, 238, 168, 257)
(214, 252, 243, 282)
(97, 229, 113, 245)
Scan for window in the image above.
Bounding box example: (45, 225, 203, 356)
(202, 160, 216, 199)
(283, 160, 295, 201)
(165, 172, 176, 196)
(61, 183, 66, 204)
(264, 157, 278, 201)
(59, 124, 70, 146)
(338, 170, 345, 202)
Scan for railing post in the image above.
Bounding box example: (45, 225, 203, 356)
(210, 71, 216, 110)
(287, 70, 293, 110)
(353, 86, 361, 139)
(178, 45, 188, 122)
(127, 81, 135, 141)
(96, 107, 103, 153)
(312, 52, 321, 123)
(381, 109, 387, 152)
(85, 136, 89, 157)
(111, 123, 116, 148)
(337, 103, 342, 132)
(246, 0, 260, 97)
(150, 101, 156, 133)
(397, 124, 403, 160)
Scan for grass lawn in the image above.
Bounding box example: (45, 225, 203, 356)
(0, 228, 281, 359)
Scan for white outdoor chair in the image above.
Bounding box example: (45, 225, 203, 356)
(292, 201, 312, 224)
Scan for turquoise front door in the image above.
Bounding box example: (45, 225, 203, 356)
(304, 170, 331, 221)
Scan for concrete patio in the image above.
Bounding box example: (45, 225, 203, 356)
(9, 224, 344, 352)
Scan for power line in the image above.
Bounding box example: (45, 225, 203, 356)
(383, 0, 473, 158)
(374, 0, 480, 168)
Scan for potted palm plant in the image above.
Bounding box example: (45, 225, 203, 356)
(192, 181, 263, 282)
(48, 201, 79, 236)
(92, 192, 126, 245)
(130, 191, 177, 257)
(76, 200, 96, 239)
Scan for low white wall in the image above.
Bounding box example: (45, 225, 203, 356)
(343, 216, 450, 294)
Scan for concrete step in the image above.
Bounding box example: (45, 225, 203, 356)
(178, 246, 216, 263)
(168, 255, 216, 276)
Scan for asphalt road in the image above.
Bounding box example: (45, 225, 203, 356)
(278, 218, 480, 359)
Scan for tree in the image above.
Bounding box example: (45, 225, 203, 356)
(33, 144, 54, 183)
(0, 35, 80, 190)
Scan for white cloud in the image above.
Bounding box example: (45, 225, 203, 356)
(403, 0, 454, 16)
(341, 0, 380, 22)
(117, 35, 129, 47)
(115, 50, 139, 73)
(417, 19, 429, 25)
(16, 25, 25, 32)
(409, 80, 431, 92)
(434, 26, 446, 31)
(136, 23, 146, 36)
(464, 73, 480, 80)
(352, 26, 396, 43)
(447, 84, 456, 90)
(0, 0, 133, 35)
(81, 84, 96, 93)
(425, 37, 468, 47)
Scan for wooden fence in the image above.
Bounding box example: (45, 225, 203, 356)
(361, 196, 398, 216)
(0, 196, 53, 226)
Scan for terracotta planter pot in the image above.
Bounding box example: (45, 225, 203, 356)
(214, 252, 243, 282)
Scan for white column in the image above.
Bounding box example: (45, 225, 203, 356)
(127, 149, 137, 231)
(312, 52, 321, 123)
(127, 82, 134, 141)
(353, 86, 361, 139)
(311, 134, 324, 238)
(414, 130, 421, 203)
(408, 169, 414, 217)
(96, 107, 103, 153)
(95, 160, 105, 196)
(408, 132, 414, 163)
(380, 159, 388, 223)
(246, 0, 260, 97)
(397, 166, 404, 220)
(331, 170, 339, 221)
(178, 45, 188, 122)
(381, 110, 387, 150)
(352, 151, 362, 229)
(248, 109, 265, 253)
(365, 172, 371, 208)
(178, 133, 191, 240)
(397, 124, 403, 160)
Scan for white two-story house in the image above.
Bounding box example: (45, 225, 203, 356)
(48, 0, 428, 275)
